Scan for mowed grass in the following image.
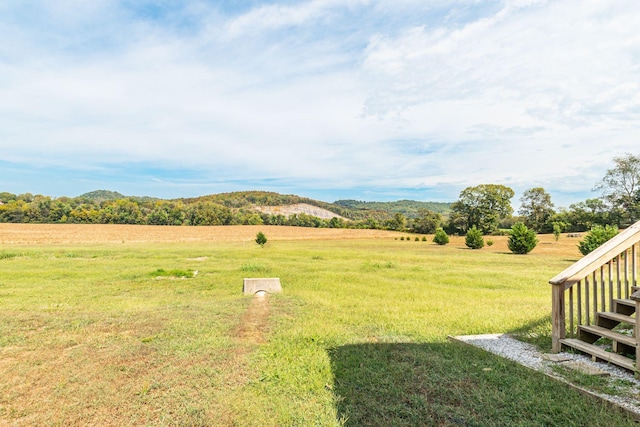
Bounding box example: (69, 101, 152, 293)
(0, 228, 635, 426)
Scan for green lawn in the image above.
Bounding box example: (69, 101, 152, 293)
(0, 236, 636, 425)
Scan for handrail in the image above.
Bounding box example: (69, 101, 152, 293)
(549, 220, 640, 354)
(550, 221, 640, 287)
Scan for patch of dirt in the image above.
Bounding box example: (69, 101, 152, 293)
(232, 295, 270, 345)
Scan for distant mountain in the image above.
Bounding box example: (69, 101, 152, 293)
(74, 190, 451, 220)
(78, 190, 126, 202)
(334, 199, 452, 218)
(78, 190, 159, 203)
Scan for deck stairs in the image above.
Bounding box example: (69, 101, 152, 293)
(550, 220, 640, 373)
(560, 296, 637, 372)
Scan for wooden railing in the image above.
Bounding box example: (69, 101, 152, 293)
(549, 220, 640, 353)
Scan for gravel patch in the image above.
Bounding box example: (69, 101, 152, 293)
(451, 334, 640, 417)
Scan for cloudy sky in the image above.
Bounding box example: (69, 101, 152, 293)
(1, 0, 639, 207)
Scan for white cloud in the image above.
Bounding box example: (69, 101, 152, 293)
(224, 0, 370, 38)
(0, 0, 639, 205)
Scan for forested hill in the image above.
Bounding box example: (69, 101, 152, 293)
(78, 190, 126, 202)
(0, 189, 450, 228)
(335, 199, 451, 218)
(178, 191, 354, 218)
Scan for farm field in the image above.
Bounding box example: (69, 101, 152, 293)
(0, 225, 635, 425)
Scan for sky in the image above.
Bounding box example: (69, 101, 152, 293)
(1, 0, 639, 208)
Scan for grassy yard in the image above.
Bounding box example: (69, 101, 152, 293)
(0, 226, 636, 425)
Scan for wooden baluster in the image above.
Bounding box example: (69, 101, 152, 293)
(608, 261, 613, 311)
(633, 243, 637, 288)
(577, 280, 582, 327)
(585, 276, 591, 326)
(625, 249, 630, 299)
(569, 286, 574, 338)
(617, 253, 622, 300)
(600, 266, 606, 312)
(593, 271, 598, 320)
(551, 284, 566, 353)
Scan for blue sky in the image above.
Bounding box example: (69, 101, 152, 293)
(1, 0, 639, 208)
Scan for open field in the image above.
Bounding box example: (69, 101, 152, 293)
(1, 225, 635, 425)
(0, 224, 401, 245)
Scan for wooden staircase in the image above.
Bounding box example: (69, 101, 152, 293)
(560, 297, 637, 372)
(550, 220, 640, 373)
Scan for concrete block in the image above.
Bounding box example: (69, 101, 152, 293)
(561, 360, 610, 377)
(243, 278, 282, 295)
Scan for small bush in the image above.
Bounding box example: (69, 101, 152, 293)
(433, 228, 449, 245)
(486, 240, 494, 247)
(415, 237, 420, 241)
(465, 226, 484, 249)
(421, 236, 427, 242)
(255, 231, 267, 246)
(508, 223, 538, 254)
(578, 225, 618, 255)
(400, 236, 404, 241)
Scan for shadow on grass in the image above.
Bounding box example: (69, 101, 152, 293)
(507, 315, 553, 351)
(328, 341, 636, 426)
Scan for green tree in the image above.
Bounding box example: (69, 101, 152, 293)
(0, 192, 16, 203)
(329, 217, 346, 228)
(412, 209, 441, 234)
(0, 200, 28, 222)
(519, 187, 555, 232)
(508, 223, 538, 254)
(68, 205, 100, 223)
(465, 226, 484, 249)
(451, 184, 514, 234)
(594, 153, 640, 226)
(559, 198, 617, 231)
(185, 202, 232, 226)
(50, 201, 72, 223)
(433, 228, 449, 245)
(255, 231, 267, 247)
(99, 199, 143, 224)
(552, 222, 564, 242)
(578, 225, 619, 255)
(385, 212, 406, 231)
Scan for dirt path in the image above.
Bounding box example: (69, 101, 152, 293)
(233, 294, 271, 345)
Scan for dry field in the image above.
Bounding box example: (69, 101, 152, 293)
(0, 223, 584, 259)
(0, 224, 400, 245)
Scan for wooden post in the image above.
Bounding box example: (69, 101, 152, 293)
(631, 290, 640, 376)
(552, 283, 566, 353)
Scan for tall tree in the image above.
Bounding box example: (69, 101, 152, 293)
(594, 153, 640, 225)
(450, 184, 514, 234)
(412, 209, 441, 234)
(519, 187, 555, 233)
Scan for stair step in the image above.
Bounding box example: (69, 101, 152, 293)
(597, 311, 636, 326)
(560, 338, 636, 371)
(578, 325, 637, 347)
(614, 298, 635, 308)
(614, 299, 636, 316)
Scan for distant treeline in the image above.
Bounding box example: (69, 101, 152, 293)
(0, 190, 418, 230)
(3, 164, 638, 236)
(334, 199, 451, 216)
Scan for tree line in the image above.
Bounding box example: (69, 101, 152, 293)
(1, 153, 638, 234)
(0, 190, 395, 229)
(442, 153, 640, 236)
